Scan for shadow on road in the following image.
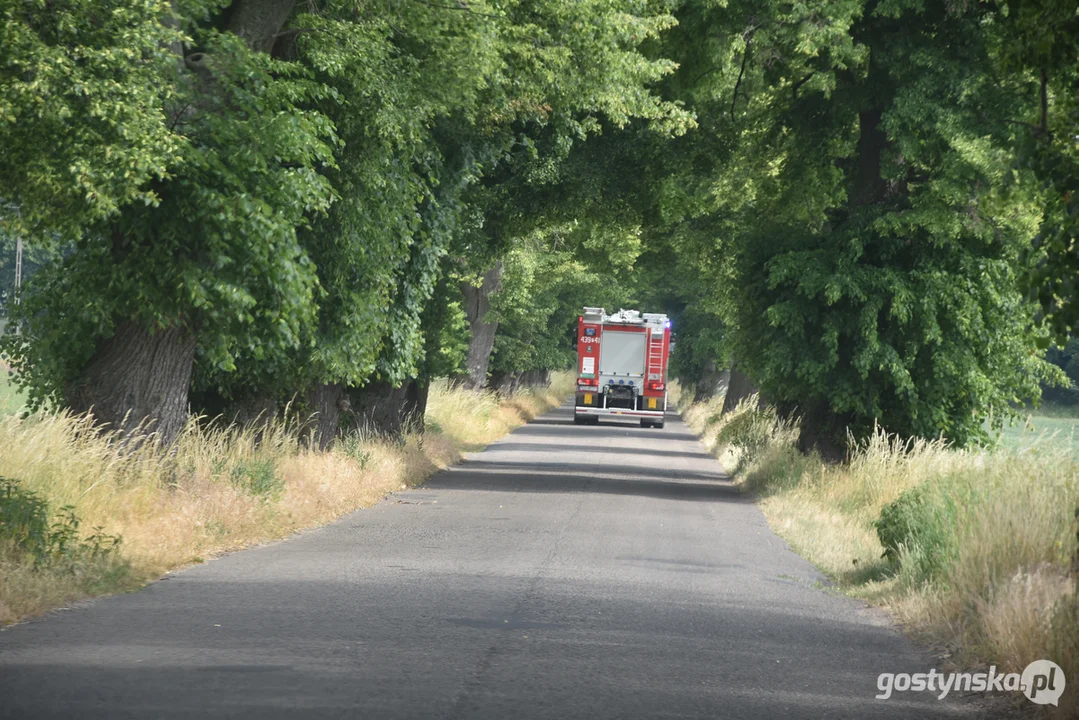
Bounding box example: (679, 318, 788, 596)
(462, 459, 727, 483)
(425, 404, 742, 502)
(433, 462, 741, 503)
(0, 398, 972, 720)
(510, 422, 701, 444)
(489, 442, 716, 461)
(0, 571, 961, 720)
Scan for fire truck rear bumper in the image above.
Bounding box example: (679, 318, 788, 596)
(574, 407, 665, 418)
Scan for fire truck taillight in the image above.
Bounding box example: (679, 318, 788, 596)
(648, 381, 666, 391)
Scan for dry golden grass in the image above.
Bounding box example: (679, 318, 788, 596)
(426, 374, 573, 450)
(0, 373, 571, 625)
(682, 396, 1079, 717)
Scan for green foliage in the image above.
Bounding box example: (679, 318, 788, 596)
(337, 435, 372, 469)
(631, 0, 1066, 446)
(268, 0, 505, 395)
(228, 459, 283, 499)
(489, 224, 639, 376)
(430, 299, 470, 379)
(713, 405, 777, 463)
(0, 476, 123, 568)
(0, 0, 1070, 455)
(668, 304, 727, 389)
(290, 0, 692, 393)
(874, 482, 960, 584)
(4, 24, 337, 409)
(0, 0, 693, 415)
(987, 0, 1079, 343)
(0, 0, 183, 238)
(875, 485, 928, 563)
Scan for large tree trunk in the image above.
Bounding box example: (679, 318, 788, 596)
(851, 106, 888, 208)
(521, 369, 550, 387)
(346, 380, 411, 438)
(66, 323, 196, 446)
(794, 401, 851, 463)
(459, 261, 503, 390)
(693, 361, 727, 402)
(305, 382, 346, 450)
(233, 394, 278, 427)
(485, 369, 519, 394)
(401, 379, 429, 433)
(721, 364, 760, 415)
(67, 0, 300, 448)
(787, 104, 888, 459)
(188, 385, 278, 430)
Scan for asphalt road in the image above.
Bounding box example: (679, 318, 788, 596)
(1, 405, 979, 719)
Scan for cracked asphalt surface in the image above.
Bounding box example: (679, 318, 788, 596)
(0, 404, 978, 719)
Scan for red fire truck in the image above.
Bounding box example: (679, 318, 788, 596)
(574, 307, 671, 428)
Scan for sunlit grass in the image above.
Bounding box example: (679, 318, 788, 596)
(426, 373, 574, 451)
(683, 396, 1079, 718)
(0, 372, 571, 625)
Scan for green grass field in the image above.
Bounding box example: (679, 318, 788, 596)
(995, 408, 1079, 455)
(0, 368, 25, 415)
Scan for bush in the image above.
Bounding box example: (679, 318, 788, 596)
(713, 400, 776, 459)
(874, 485, 929, 562)
(228, 459, 284, 499)
(338, 435, 373, 468)
(0, 476, 123, 567)
(876, 474, 988, 587)
(703, 398, 802, 483)
(0, 476, 50, 555)
(874, 481, 961, 584)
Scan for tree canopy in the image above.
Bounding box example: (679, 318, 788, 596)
(0, 0, 1074, 450)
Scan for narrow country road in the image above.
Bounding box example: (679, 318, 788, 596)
(1, 405, 976, 719)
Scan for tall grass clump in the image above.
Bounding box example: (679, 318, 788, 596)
(426, 373, 574, 450)
(1, 476, 135, 622)
(0, 373, 570, 625)
(682, 395, 1079, 716)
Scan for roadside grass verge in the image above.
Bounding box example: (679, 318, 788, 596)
(683, 395, 1079, 717)
(0, 373, 572, 625)
(426, 374, 572, 450)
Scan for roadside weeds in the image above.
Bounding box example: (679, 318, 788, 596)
(0, 374, 572, 626)
(678, 391, 1079, 718)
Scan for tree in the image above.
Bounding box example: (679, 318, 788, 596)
(611, 0, 1063, 450)
(723, 1, 1061, 448)
(0, 0, 183, 239)
(330, 0, 692, 428)
(986, 0, 1079, 345)
(486, 223, 642, 387)
(4, 3, 338, 444)
(0, 0, 693, 446)
(188, 2, 502, 436)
